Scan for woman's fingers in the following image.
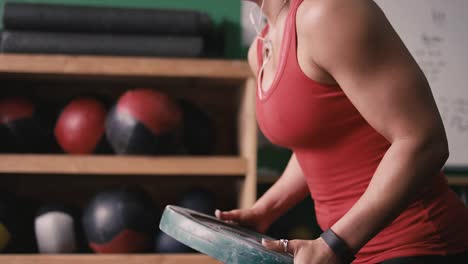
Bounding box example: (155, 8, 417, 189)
(215, 209, 242, 221)
(262, 238, 304, 255)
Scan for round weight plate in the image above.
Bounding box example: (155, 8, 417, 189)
(159, 205, 293, 264)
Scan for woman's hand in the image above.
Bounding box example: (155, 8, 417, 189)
(263, 238, 340, 264)
(215, 154, 309, 234)
(215, 208, 272, 234)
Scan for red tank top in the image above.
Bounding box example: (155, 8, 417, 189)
(255, 0, 468, 262)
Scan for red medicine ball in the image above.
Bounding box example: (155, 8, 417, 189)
(55, 97, 109, 154)
(106, 89, 183, 155)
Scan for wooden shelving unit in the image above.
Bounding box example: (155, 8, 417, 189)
(0, 54, 251, 79)
(0, 54, 256, 264)
(447, 176, 468, 186)
(0, 254, 221, 264)
(0, 155, 247, 176)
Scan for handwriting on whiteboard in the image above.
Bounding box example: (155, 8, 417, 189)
(439, 96, 468, 134)
(431, 8, 446, 26)
(374, 0, 468, 166)
(414, 32, 446, 84)
(412, 7, 447, 84)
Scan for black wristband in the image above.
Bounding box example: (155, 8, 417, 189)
(320, 228, 356, 264)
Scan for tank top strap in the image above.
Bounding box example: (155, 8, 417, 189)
(291, 0, 303, 7)
(256, 0, 303, 79)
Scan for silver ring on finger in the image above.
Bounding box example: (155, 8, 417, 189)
(279, 239, 289, 253)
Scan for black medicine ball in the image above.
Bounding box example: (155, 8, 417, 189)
(154, 230, 195, 253)
(179, 100, 216, 155)
(0, 97, 57, 153)
(178, 188, 216, 215)
(0, 194, 15, 252)
(155, 188, 216, 253)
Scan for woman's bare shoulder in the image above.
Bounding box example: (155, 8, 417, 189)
(296, 0, 383, 38)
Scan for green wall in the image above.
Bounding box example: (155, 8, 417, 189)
(0, 0, 245, 58)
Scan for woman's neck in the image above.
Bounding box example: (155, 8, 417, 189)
(253, 0, 290, 25)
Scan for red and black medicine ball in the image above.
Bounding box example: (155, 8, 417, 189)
(0, 97, 57, 153)
(82, 188, 157, 253)
(106, 89, 183, 155)
(54, 97, 111, 154)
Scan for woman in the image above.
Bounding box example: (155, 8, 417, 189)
(216, 0, 468, 263)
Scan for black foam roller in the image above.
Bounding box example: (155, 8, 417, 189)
(3, 2, 213, 36)
(1, 31, 204, 57)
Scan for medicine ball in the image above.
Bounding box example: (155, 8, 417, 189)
(0, 194, 15, 252)
(0, 194, 39, 253)
(154, 230, 195, 253)
(154, 188, 215, 253)
(82, 188, 157, 253)
(35, 204, 79, 253)
(179, 100, 216, 155)
(178, 188, 216, 215)
(106, 89, 183, 155)
(0, 97, 57, 153)
(55, 97, 111, 154)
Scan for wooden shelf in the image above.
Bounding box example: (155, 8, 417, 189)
(0, 155, 246, 176)
(447, 176, 468, 186)
(0, 54, 252, 79)
(257, 173, 280, 184)
(0, 254, 220, 264)
(0, 52, 257, 264)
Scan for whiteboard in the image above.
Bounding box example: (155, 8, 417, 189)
(374, 0, 468, 168)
